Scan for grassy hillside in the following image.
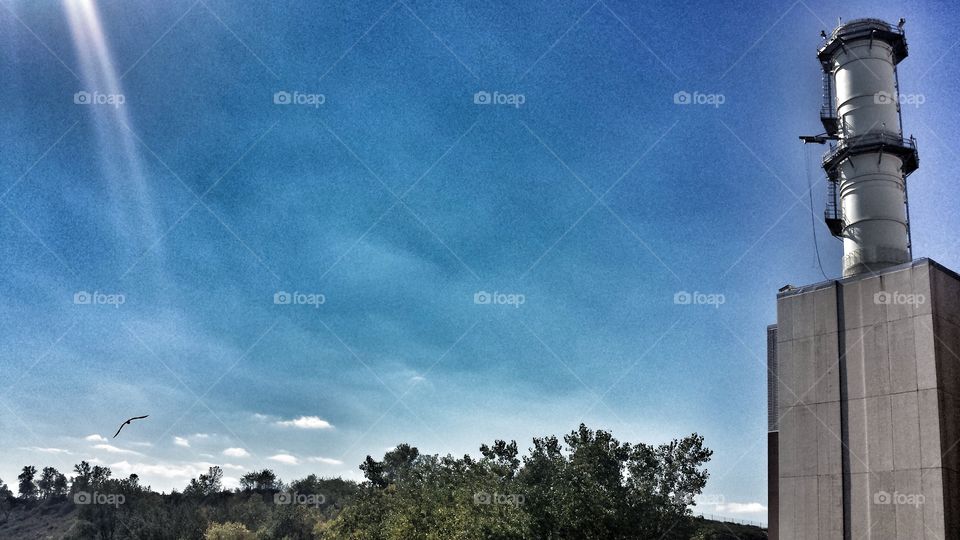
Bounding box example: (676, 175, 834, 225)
(0, 499, 78, 540)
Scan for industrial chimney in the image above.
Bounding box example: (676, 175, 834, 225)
(816, 18, 919, 277)
(772, 18, 960, 540)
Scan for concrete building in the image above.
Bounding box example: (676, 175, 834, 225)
(769, 18, 960, 540)
(768, 324, 780, 539)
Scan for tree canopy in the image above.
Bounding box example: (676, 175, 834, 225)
(0, 425, 760, 540)
(326, 423, 713, 539)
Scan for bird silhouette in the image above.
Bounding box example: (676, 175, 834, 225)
(113, 415, 149, 438)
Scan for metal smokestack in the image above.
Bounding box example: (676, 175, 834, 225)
(815, 18, 919, 277)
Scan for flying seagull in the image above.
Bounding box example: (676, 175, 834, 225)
(113, 415, 149, 438)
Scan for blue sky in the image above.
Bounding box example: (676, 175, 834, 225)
(1, 0, 958, 523)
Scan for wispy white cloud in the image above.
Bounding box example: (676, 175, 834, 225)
(275, 416, 333, 430)
(93, 444, 143, 456)
(110, 460, 209, 479)
(307, 456, 343, 465)
(268, 454, 299, 465)
(223, 447, 249, 458)
(19, 447, 72, 454)
(109, 460, 244, 482)
(716, 502, 767, 514)
(173, 436, 190, 447)
(84, 434, 108, 442)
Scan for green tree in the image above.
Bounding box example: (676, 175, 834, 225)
(53, 470, 69, 497)
(326, 424, 713, 540)
(37, 466, 67, 499)
(205, 521, 256, 540)
(17, 465, 37, 500)
(239, 469, 281, 492)
(185, 466, 223, 497)
(90, 465, 112, 487)
(71, 461, 93, 493)
(0, 477, 14, 521)
(259, 503, 322, 540)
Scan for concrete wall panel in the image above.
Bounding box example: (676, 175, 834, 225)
(815, 334, 841, 403)
(863, 323, 892, 398)
(814, 284, 839, 337)
(918, 389, 943, 469)
(921, 468, 946, 540)
(846, 326, 867, 400)
(847, 397, 894, 474)
(883, 268, 917, 322)
(893, 469, 923, 539)
(931, 263, 960, 327)
(887, 318, 918, 394)
(844, 275, 884, 331)
(890, 392, 921, 471)
(915, 315, 937, 390)
(793, 337, 817, 405)
(817, 401, 842, 475)
(795, 289, 816, 340)
(939, 390, 960, 474)
(933, 316, 960, 396)
(817, 474, 844, 539)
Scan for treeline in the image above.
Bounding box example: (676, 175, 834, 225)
(0, 463, 356, 539)
(0, 424, 767, 539)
